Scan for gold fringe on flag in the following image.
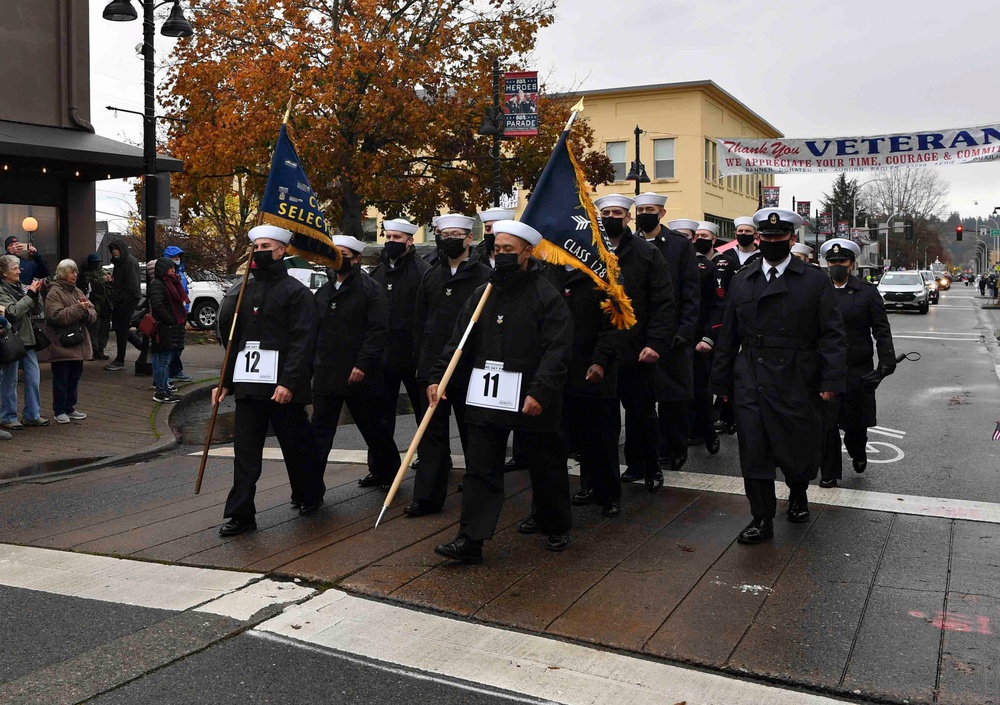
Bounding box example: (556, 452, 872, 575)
(260, 211, 342, 269)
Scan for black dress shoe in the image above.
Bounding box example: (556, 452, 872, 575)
(358, 473, 391, 490)
(687, 436, 705, 446)
(786, 498, 811, 523)
(705, 434, 721, 455)
(298, 499, 324, 516)
(410, 457, 421, 470)
(546, 533, 570, 552)
(819, 478, 838, 488)
(713, 420, 727, 434)
(518, 516, 540, 534)
(737, 517, 774, 544)
(620, 467, 644, 483)
(505, 457, 528, 472)
(290, 500, 302, 509)
(219, 517, 257, 536)
(434, 536, 483, 563)
(571, 488, 594, 505)
(671, 450, 688, 471)
(602, 502, 621, 518)
(403, 500, 442, 517)
(853, 457, 868, 474)
(725, 423, 737, 436)
(645, 470, 663, 493)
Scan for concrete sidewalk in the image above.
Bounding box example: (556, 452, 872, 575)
(0, 340, 224, 479)
(1, 449, 996, 705)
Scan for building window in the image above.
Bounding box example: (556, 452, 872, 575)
(714, 142, 722, 185)
(704, 140, 711, 181)
(653, 138, 675, 179)
(705, 139, 720, 185)
(606, 142, 626, 181)
(362, 217, 378, 242)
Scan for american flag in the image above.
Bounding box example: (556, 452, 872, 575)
(993, 421, 1000, 441)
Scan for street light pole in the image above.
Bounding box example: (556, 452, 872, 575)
(624, 125, 650, 196)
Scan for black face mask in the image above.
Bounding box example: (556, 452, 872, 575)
(440, 238, 468, 259)
(736, 233, 756, 248)
(494, 252, 521, 274)
(693, 238, 713, 255)
(635, 213, 660, 234)
(758, 239, 791, 263)
(252, 251, 280, 271)
(336, 256, 356, 275)
(383, 241, 407, 260)
(483, 232, 496, 253)
(602, 217, 625, 239)
(829, 264, 851, 282)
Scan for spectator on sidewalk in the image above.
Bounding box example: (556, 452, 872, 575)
(4, 236, 49, 285)
(104, 239, 141, 372)
(37, 259, 96, 424)
(0, 254, 49, 430)
(0, 314, 12, 440)
(163, 245, 192, 382)
(82, 254, 113, 361)
(147, 257, 188, 404)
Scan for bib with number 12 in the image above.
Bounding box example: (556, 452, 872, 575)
(233, 341, 279, 384)
(466, 360, 522, 412)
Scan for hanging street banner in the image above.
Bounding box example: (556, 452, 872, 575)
(762, 186, 780, 208)
(503, 71, 539, 137)
(818, 212, 833, 235)
(796, 201, 811, 224)
(836, 221, 850, 238)
(716, 123, 1000, 175)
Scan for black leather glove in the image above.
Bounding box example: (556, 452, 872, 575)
(669, 335, 689, 351)
(878, 364, 896, 377)
(860, 369, 884, 391)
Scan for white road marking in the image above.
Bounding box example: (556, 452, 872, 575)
(195, 578, 315, 621)
(868, 428, 905, 439)
(0, 544, 260, 611)
(892, 334, 981, 341)
(256, 588, 846, 705)
(870, 425, 906, 435)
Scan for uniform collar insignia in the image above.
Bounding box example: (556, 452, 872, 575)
(330, 302, 337, 310)
(496, 315, 504, 324)
(445, 288, 452, 296)
(387, 283, 393, 290)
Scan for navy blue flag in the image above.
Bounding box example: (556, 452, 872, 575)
(520, 129, 634, 329)
(260, 124, 341, 268)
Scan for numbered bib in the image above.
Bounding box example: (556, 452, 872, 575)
(233, 342, 279, 384)
(466, 360, 522, 412)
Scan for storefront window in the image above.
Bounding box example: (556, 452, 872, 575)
(0, 204, 59, 274)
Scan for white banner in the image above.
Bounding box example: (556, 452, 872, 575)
(717, 123, 1000, 175)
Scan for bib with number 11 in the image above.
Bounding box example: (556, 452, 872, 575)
(233, 341, 279, 384)
(466, 360, 522, 412)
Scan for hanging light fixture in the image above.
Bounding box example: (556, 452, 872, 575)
(160, 1, 194, 37)
(103, 0, 137, 21)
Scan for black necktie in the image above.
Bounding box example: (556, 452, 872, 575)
(768, 266, 778, 283)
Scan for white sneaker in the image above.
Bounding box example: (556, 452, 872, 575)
(54, 414, 71, 424)
(67, 411, 87, 420)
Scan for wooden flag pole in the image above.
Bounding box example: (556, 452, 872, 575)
(375, 283, 494, 528)
(193, 242, 255, 494)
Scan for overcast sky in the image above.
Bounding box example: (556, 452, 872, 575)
(89, 0, 1000, 230)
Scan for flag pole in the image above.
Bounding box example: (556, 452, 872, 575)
(375, 283, 494, 528)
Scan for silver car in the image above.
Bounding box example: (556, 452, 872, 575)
(878, 271, 929, 314)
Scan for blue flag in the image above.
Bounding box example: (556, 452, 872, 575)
(260, 124, 341, 268)
(520, 129, 635, 329)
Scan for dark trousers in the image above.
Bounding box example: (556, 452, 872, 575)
(820, 397, 869, 481)
(88, 313, 111, 355)
(461, 424, 572, 542)
(690, 351, 715, 440)
(111, 299, 139, 363)
(745, 478, 810, 518)
(714, 395, 736, 426)
(311, 391, 401, 482)
(51, 360, 83, 415)
(223, 398, 325, 520)
(565, 394, 621, 506)
(413, 389, 469, 508)
(657, 400, 691, 457)
(168, 348, 184, 377)
(619, 365, 659, 477)
(382, 367, 423, 438)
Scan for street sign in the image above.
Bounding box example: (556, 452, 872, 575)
(991, 229, 1000, 237)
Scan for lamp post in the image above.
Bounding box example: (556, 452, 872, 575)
(476, 59, 504, 208)
(624, 125, 650, 196)
(852, 177, 878, 228)
(103, 0, 193, 264)
(21, 216, 38, 246)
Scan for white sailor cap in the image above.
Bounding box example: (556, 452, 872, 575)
(695, 221, 719, 236)
(478, 208, 515, 223)
(594, 194, 635, 211)
(436, 214, 476, 231)
(382, 218, 418, 236)
(431, 216, 441, 228)
(248, 224, 292, 244)
(753, 208, 803, 233)
(791, 243, 814, 257)
(332, 235, 366, 255)
(493, 220, 542, 246)
(819, 238, 860, 260)
(733, 216, 757, 230)
(633, 192, 667, 208)
(667, 219, 700, 233)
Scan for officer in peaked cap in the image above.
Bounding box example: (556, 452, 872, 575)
(816, 238, 895, 487)
(710, 208, 846, 544)
(433, 220, 573, 562)
(474, 208, 515, 268)
(215, 224, 326, 536)
(630, 192, 701, 477)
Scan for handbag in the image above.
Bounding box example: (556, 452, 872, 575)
(31, 321, 50, 351)
(139, 313, 158, 337)
(57, 322, 85, 348)
(0, 328, 27, 364)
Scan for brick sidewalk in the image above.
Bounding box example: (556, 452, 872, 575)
(0, 341, 223, 478)
(1, 451, 996, 705)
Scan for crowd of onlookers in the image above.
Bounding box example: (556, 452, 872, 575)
(0, 236, 191, 441)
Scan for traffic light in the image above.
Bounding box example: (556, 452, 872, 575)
(904, 221, 914, 240)
(956, 225, 964, 241)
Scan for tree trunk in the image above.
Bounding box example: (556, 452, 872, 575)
(340, 182, 365, 239)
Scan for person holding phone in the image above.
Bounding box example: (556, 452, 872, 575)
(4, 236, 49, 286)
